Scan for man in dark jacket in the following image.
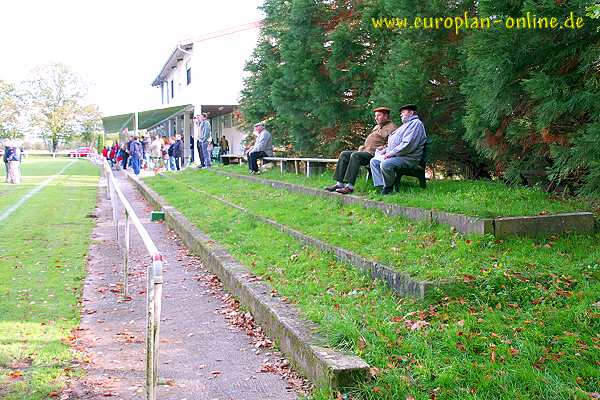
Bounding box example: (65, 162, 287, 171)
(171, 134, 184, 171)
(325, 106, 397, 194)
(123, 136, 133, 170)
(3, 141, 9, 181)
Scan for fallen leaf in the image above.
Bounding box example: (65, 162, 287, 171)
(9, 370, 23, 379)
(358, 336, 367, 352)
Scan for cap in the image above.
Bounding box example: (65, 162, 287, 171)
(372, 106, 391, 113)
(399, 103, 417, 112)
(254, 122, 265, 127)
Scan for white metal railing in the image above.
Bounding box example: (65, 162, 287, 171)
(89, 154, 163, 400)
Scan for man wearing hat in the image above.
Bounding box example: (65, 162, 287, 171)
(370, 104, 427, 195)
(247, 122, 273, 174)
(324, 107, 397, 194)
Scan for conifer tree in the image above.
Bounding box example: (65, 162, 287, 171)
(461, 0, 600, 192)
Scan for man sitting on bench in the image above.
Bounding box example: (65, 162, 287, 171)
(370, 104, 427, 195)
(247, 122, 273, 174)
(324, 106, 397, 194)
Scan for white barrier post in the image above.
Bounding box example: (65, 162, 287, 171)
(146, 264, 155, 400)
(152, 257, 163, 390)
(146, 255, 163, 400)
(123, 210, 130, 300)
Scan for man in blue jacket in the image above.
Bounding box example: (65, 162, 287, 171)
(369, 104, 427, 195)
(129, 136, 143, 175)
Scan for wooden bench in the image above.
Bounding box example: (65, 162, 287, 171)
(263, 157, 338, 177)
(221, 154, 246, 165)
(393, 138, 432, 190)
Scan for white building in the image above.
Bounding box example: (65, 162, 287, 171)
(146, 23, 260, 162)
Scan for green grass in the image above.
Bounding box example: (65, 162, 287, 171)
(154, 170, 599, 282)
(216, 164, 597, 218)
(0, 159, 99, 399)
(145, 171, 599, 400)
(0, 159, 77, 212)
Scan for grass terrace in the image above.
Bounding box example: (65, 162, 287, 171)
(151, 170, 598, 282)
(0, 159, 99, 399)
(216, 164, 597, 219)
(143, 169, 600, 400)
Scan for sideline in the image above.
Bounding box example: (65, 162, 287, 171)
(0, 159, 77, 223)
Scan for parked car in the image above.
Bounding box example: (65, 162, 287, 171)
(69, 147, 92, 158)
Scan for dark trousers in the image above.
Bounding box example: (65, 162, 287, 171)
(174, 156, 183, 171)
(333, 150, 373, 185)
(196, 140, 205, 166)
(248, 151, 268, 172)
(122, 153, 129, 169)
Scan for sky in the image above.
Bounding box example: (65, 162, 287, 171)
(0, 0, 264, 116)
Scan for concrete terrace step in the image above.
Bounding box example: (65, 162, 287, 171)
(129, 174, 371, 390)
(213, 170, 597, 238)
(156, 173, 440, 299)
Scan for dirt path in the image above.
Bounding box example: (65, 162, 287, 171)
(66, 171, 304, 399)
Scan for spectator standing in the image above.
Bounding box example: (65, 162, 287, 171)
(122, 136, 132, 170)
(5, 141, 21, 184)
(150, 135, 163, 170)
(197, 113, 212, 169)
(129, 136, 143, 175)
(117, 144, 126, 170)
(219, 136, 229, 155)
(171, 134, 184, 171)
(163, 137, 174, 171)
(3, 139, 9, 182)
(142, 135, 151, 169)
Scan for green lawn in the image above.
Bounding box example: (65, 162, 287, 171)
(216, 164, 596, 218)
(153, 170, 599, 282)
(0, 159, 99, 399)
(145, 170, 599, 400)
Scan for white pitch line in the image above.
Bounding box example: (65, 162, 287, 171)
(0, 160, 77, 223)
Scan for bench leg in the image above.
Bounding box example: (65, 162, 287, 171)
(307, 161, 310, 177)
(394, 174, 403, 191)
(280, 161, 284, 173)
(419, 172, 426, 189)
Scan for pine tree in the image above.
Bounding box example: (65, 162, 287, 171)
(461, 0, 600, 193)
(270, 0, 338, 155)
(370, 0, 490, 177)
(239, 0, 290, 146)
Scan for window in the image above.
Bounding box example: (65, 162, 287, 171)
(171, 80, 174, 98)
(186, 67, 191, 85)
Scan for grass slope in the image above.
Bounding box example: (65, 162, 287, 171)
(145, 171, 599, 400)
